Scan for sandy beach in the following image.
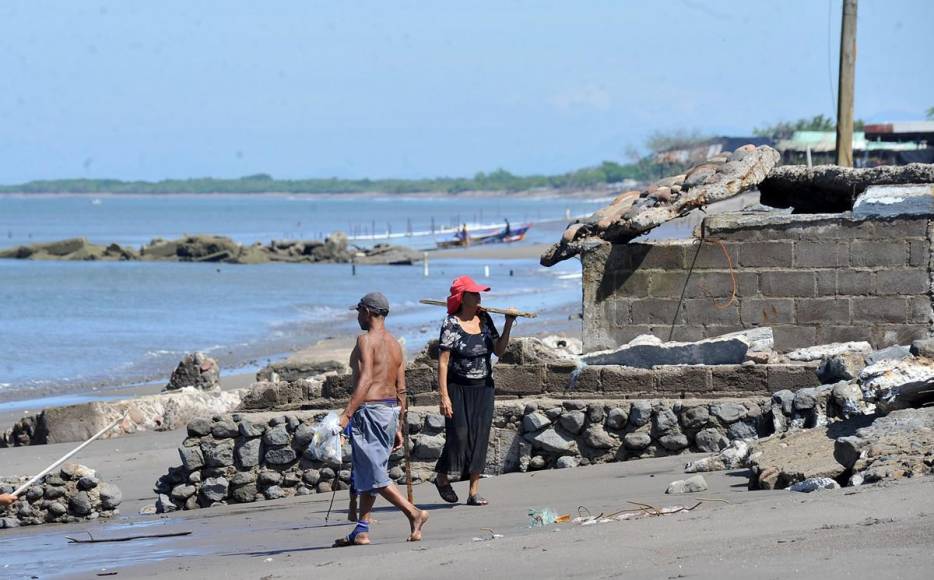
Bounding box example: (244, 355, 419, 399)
(1, 436, 931, 579)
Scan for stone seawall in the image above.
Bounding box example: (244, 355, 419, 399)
(153, 386, 840, 512)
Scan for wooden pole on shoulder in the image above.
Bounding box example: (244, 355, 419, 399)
(836, 0, 857, 167)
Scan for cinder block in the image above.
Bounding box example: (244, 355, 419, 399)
(760, 271, 815, 297)
(692, 241, 740, 270)
(542, 364, 577, 393)
(648, 271, 688, 298)
(795, 298, 850, 325)
(683, 299, 740, 326)
(709, 365, 768, 395)
(626, 243, 688, 270)
(606, 326, 658, 348)
(870, 325, 930, 349)
(816, 271, 836, 296)
(405, 366, 438, 395)
(630, 298, 685, 325)
(771, 325, 818, 351)
(665, 325, 708, 343)
(836, 270, 874, 296)
(815, 325, 871, 345)
(851, 297, 907, 323)
(738, 241, 793, 268)
(909, 240, 931, 267)
(571, 365, 602, 393)
(907, 296, 933, 324)
(793, 241, 848, 268)
(601, 366, 654, 394)
(766, 365, 821, 393)
(872, 218, 929, 239)
(873, 269, 929, 296)
(740, 298, 795, 326)
(653, 366, 710, 394)
(849, 240, 907, 267)
(685, 272, 757, 299)
(613, 299, 632, 326)
(613, 271, 650, 297)
(492, 364, 545, 396)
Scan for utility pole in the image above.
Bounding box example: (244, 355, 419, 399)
(836, 0, 857, 167)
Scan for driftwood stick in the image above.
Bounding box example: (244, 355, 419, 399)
(419, 299, 537, 319)
(66, 530, 192, 544)
(13, 413, 127, 497)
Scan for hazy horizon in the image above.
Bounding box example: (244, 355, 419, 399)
(1, 0, 932, 183)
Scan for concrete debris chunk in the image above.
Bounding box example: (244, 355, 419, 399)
(858, 356, 934, 411)
(786, 342, 872, 362)
(852, 184, 934, 218)
(541, 144, 780, 266)
(581, 331, 759, 368)
(788, 477, 840, 493)
(666, 475, 709, 494)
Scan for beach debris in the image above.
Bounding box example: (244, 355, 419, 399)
(834, 407, 934, 485)
(787, 477, 840, 493)
(306, 412, 343, 464)
(165, 352, 220, 392)
(0, 463, 123, 528)
(665, 475, 709, 494)
(472, 528, 505, 541)
(541, 144, 780, 266)
(528, 508, 570, 527)
(858, 356, 934, 411)
(580, 328, 772, 368)
(786, 341, 872, 362)
(684, 440, 750, 473)
(65, 530, 192, 543)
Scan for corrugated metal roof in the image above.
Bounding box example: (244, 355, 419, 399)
(776, 131, 925, 153)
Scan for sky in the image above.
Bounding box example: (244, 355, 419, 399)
(0, 0, 931, 183)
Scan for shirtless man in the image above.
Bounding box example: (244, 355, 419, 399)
(333, 292, 429, 547)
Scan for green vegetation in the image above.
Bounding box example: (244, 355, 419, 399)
(0, 162, 657, 195)
(927, 106, 934, 121)
(754, 115, 865, 139)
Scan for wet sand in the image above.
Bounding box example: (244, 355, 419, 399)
(1, 446, 931, 579)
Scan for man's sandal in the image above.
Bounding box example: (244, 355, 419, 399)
(434, 479, 458, 503)
(333, 521, 370, 547)
(466, 494, 488, 506)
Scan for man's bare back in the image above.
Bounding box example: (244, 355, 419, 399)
(350, 328, 404, 403)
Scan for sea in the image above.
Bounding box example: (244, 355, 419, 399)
(0, 193, 607, 407)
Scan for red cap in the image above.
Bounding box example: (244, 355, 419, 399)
(446, 275, 491, 314)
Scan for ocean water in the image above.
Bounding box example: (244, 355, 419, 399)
(0, 194, 596, 404)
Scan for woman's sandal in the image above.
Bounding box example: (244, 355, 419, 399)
(435, 479, 459, 504)
(466, 494, 488, 506)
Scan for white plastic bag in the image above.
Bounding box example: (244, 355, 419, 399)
(308, 411, 343, 464)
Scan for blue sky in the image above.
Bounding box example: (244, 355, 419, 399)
(0, 0, 931, 182)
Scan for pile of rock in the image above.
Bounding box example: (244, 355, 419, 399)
(165, 352, 221, 391)
(0, 463, 122, 528)
(0, 233, 422, 266)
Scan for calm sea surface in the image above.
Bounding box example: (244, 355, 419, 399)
(0, 194, 602, 404)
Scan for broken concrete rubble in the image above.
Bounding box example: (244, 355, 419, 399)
(786, 342, 872, 363)
(541, 144, 781, 266)
(833, 407, 934, 485)
(580, 328, 772, 368)
(165, 352, 220, 392)
(858, 356, 934, 411)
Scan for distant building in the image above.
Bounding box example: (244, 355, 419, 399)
(652, 136, 773, 165)
(776, 128, 933, 167)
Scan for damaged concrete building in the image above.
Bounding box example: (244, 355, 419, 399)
(542, 147, 934, 354)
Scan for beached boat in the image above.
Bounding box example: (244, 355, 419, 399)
(436, 223, 531, 249)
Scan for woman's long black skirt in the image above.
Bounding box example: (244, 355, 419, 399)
(435, 381, 495, 480)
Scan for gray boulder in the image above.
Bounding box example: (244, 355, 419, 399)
(653, 408, 678, 434)
(629, 401, 653, 427)
(658, 433, 690, 451)
(165, 352, 220, 391)
(680, 406, 710, 430)
(202, 439, 235, 467)
(694, 428, 728, 453)
(526, 428, 578, 455)
(523, 411, 551, 433)
(666, 475, 708, 494)
(201, 477, 229, 503)
(605, 407, 628, 430)
(710, 403, 746, 423)
(263, 425, 290, 446)
(582, 426, 615, 449)
(236, 438, 262, 468)
(558, 411, 586, 435)
(413, 434, 445, 460)
(623, 431, 652, 451)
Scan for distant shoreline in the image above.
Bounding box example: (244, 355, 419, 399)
(0, 187, 617, 200)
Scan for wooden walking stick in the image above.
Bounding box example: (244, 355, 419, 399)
(419, 299, 537, 319)
(401, 395, 415, 504)
(12, 413, 127, 497)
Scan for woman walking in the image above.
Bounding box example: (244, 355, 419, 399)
(434, 275, 516, 506)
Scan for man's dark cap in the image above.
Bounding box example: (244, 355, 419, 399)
(352, 292, 390, 314)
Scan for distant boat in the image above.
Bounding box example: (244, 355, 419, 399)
(91, 198, 102, 205)
(436, 223, 531, 249)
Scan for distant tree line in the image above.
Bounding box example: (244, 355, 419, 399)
(754, 114, 865, 140)
(0, 162, 656, 194)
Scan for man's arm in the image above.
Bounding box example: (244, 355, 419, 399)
(0, 493, 17, 507)
(340, 335, 372, 429)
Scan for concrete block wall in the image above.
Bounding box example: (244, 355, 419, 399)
(582, 212, 934, 352)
